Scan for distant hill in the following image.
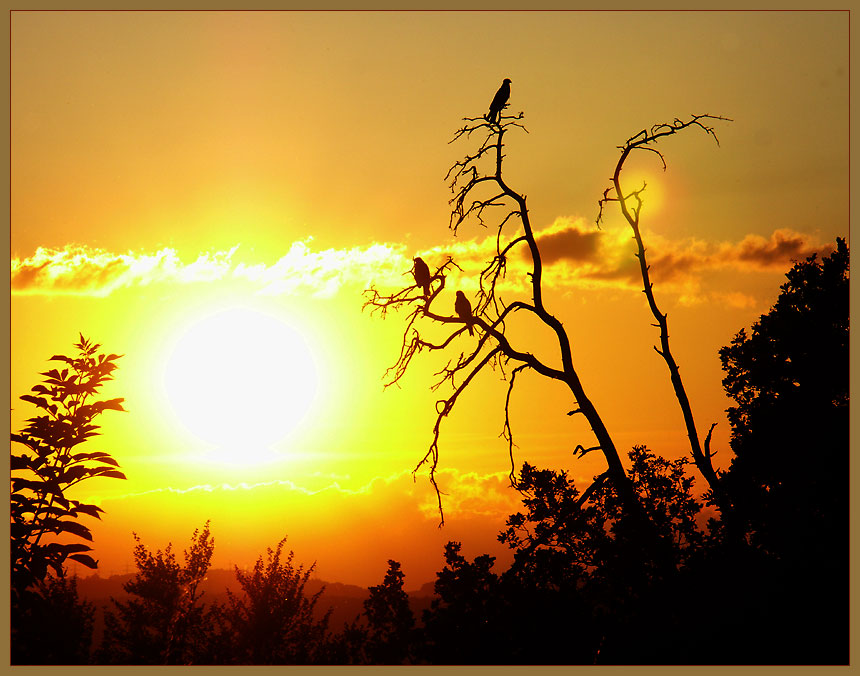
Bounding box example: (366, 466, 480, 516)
(77, 568, 436, 653)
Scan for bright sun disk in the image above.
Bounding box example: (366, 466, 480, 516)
(163, 306, 319, 465)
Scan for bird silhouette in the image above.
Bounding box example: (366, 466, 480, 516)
(485, 78, 511, 125)
(455, 290, 474, 336)
(413, 257, 431, 297)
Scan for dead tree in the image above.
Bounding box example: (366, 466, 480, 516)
(596, 114, 733, 517)
(364, 108, 646, 529)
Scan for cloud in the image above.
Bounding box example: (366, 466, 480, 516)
(516, 220, 836, 306)
(10, 246, 239, 297)
(87, 466, 522, 523)
(415, 468, 524, 520)
(11, 225, 835, 305)
(724, 230, 835, 268)
(11, 241, 412, 299)
(530, 220, 601, 264)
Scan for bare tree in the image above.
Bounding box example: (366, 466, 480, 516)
(596, 114, 733, 516)
(364, 105, 646, 528)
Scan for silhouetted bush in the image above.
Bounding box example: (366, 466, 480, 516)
(98, 523, 218, 664)
(11, 335, 126, 665)
(224, 537, 331, 664)
(12, 574, 94, 664)
(715, 237, 849, 663)
(331, 559, 418, 664)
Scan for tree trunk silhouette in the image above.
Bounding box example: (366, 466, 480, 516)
(364, 104, 655, 542)
(597, 114, 734, 520)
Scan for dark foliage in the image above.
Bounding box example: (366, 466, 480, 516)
(718, 238, 849, 558)
(224, 537, 331, 664)
(494, 446, 707, 664)
(11, 335, 127, 665)
(11, 574, 95, 664)
(11, 335, 126, 598)
(716, 238, 849, 662)
(361, 559, 416, 664)
(332, 559, 418, 664)
(98, 523, 219, 665)
(421, 542, 509, 664)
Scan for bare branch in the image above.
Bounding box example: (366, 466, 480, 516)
(596, 113, 732, 228)
(574, 444, 602, 459)
(501, 364, 530, 487)
(704, 422, 718, 459)
(575, 471, 609, 509)
(363, 257, 465, 388)
(366, 101, 646, 526)
(414, 346, 503, 527)
(595, 111, 733, 518)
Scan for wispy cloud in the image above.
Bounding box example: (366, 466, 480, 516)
(11, 223, 834, 304)
(87, 467, 523, 522)
(414, 468, 524, 520)
(520, 218, 835, 305)
(11, 241, 411, 298)
(11, 246, 240, 297)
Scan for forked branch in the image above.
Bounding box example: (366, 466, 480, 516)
(596, 113, 732, 515)
(365, 102, 650, 529)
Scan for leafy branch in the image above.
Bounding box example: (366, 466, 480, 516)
(11, 334, 127, 598)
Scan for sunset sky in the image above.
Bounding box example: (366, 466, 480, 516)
(10, 10, 849, 588)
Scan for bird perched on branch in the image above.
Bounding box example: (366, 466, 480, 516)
(413, 257, 431, 297)
(485, 78, 511, 125)
(455, 291, 474, 336)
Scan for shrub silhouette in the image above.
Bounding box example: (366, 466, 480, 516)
(11, 335, 126, 594)
(361, 559, 416, 664)
(98, 523, 218, 664)
(11, 335, 126, 664)
(716, 238, 849, 663)
(719, 238, 849, 557)
(225, 537, 331, 664)
(12, 574, 95, 664)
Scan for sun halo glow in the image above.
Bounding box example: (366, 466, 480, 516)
(163, 306, 319, 466)
(620, 170, 666, 216)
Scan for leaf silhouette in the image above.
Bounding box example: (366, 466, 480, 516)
(101, 398, 126, 412)
(19, 395, 49, 410)
(96, 469, 128, 480)
(72, 503, 104, 519)
(57, 520, 93, 541)
(10, 455, 32, 471)
(60, 465, 89, 484)
(68, 553, 98, 569)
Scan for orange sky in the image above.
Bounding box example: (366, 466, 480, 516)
(10, 10, 849, 588)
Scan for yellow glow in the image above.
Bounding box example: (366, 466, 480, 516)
(9, 10, 846, 587)
(163, 306, 319, 466)
(622, 171, 666, 216)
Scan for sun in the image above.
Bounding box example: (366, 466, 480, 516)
(621, 170, 666, 216)
(163, 306, 319, 464)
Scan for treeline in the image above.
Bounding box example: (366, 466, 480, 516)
(11, 240, 848, 665)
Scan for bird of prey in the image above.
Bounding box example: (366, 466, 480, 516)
(413, 257, 431, 297)
(485, 78, 512, 125)
(455, 290, 474, 336)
